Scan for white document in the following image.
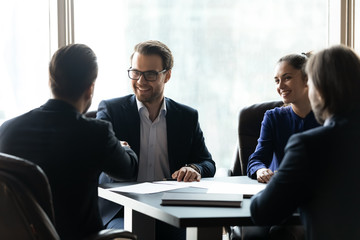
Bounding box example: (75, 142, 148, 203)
(108, 180, 266, 196)
(154, 180, 266, 196)
(153, 180, 209, 188)
(108, 182, 189, 194)
(206, 182, 266, 196)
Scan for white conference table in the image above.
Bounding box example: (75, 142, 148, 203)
(98, 176, 299, 240)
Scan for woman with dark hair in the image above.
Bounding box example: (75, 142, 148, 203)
(250, 44, 360, 240)
(240, 53, 319, 240)
(247, 53, 320, 183)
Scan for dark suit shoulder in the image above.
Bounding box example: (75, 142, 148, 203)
(101, 94, 134, 107)
(165, 98, 200, 129)
(286, 125, 328, 149)
(165, 97, 198, 115)
(80, 114, 113, 133)
(98, 95, 136, 119)
(0, 113, 27, 142)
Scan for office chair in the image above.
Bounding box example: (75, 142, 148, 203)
(228, 101, 284, 240)
(0, 152, 137, 240)
(230, 101, 283, 176)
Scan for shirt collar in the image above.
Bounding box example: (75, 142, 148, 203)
(135, 97, 167, 116)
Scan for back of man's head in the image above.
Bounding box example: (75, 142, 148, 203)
(49, 44, 98, 101)
(306, 45, 360, 116)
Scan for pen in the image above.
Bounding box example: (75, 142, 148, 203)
(163, 178, 177, 181)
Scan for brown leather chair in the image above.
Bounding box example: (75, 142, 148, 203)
(231, 101, 283, 176)
(0, 152, 137, 240)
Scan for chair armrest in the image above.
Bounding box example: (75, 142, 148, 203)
(87, 229, 137, 240)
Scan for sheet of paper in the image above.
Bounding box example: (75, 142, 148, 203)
(206, 182, 266, 195)
(108, 182, 189, 194)
(153, 180, 210, 188)
(154, 180, 266, 196)
(108, 180, 266, 195)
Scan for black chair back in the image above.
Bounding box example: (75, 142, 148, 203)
(0, 152, 59, 240)
(231, 101, 283, 176)
(0, 152, 137, 240)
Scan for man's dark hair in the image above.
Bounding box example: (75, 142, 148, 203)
(49, 44, 98, 101)
(306, 45, 360, 115)
(130, 40, 174, 70)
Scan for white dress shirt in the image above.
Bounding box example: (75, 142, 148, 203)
(136, 98, 170, 182)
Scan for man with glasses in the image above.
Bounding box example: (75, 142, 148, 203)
(97, 40, 215, 239)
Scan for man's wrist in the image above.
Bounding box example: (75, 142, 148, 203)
(185, 164, 201, 174)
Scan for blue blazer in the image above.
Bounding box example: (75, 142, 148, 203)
(97, 94, 216, 225)
(247, 107, 319, 178)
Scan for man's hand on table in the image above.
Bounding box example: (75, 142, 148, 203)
(172, 166, 201, 182)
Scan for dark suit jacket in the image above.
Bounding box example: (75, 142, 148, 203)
(250, 112, 360, 240)
(0, 99, 138, 240)
(97, 94, 216, 224)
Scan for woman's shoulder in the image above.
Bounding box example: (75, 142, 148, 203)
(265, 105, 292, 118)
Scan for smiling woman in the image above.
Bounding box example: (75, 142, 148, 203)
(247, 53, 320, 183)
(274, 54, 310, 117)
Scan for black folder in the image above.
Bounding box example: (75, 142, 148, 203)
(161, 192, 243, 207)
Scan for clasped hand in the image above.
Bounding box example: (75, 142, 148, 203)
(256, 168, 274, 183)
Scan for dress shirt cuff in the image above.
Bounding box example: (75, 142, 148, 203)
(185, 164, 201, 175)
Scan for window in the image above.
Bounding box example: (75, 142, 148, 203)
(0, 0, 51, 123)
(74, 0, 330, 168)
(2, 1, 342, 169)
(354, 1, 360, 53)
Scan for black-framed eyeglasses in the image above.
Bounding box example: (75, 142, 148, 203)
(127, 68, 167, 82)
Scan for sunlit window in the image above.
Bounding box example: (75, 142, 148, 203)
(2, 0, 336, 169)
(74, 0, 329, 168)
(0, 0, 51, 124)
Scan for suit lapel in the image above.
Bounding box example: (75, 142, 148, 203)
(124, 95, 141, 156)
(166, 99, 182, 172)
